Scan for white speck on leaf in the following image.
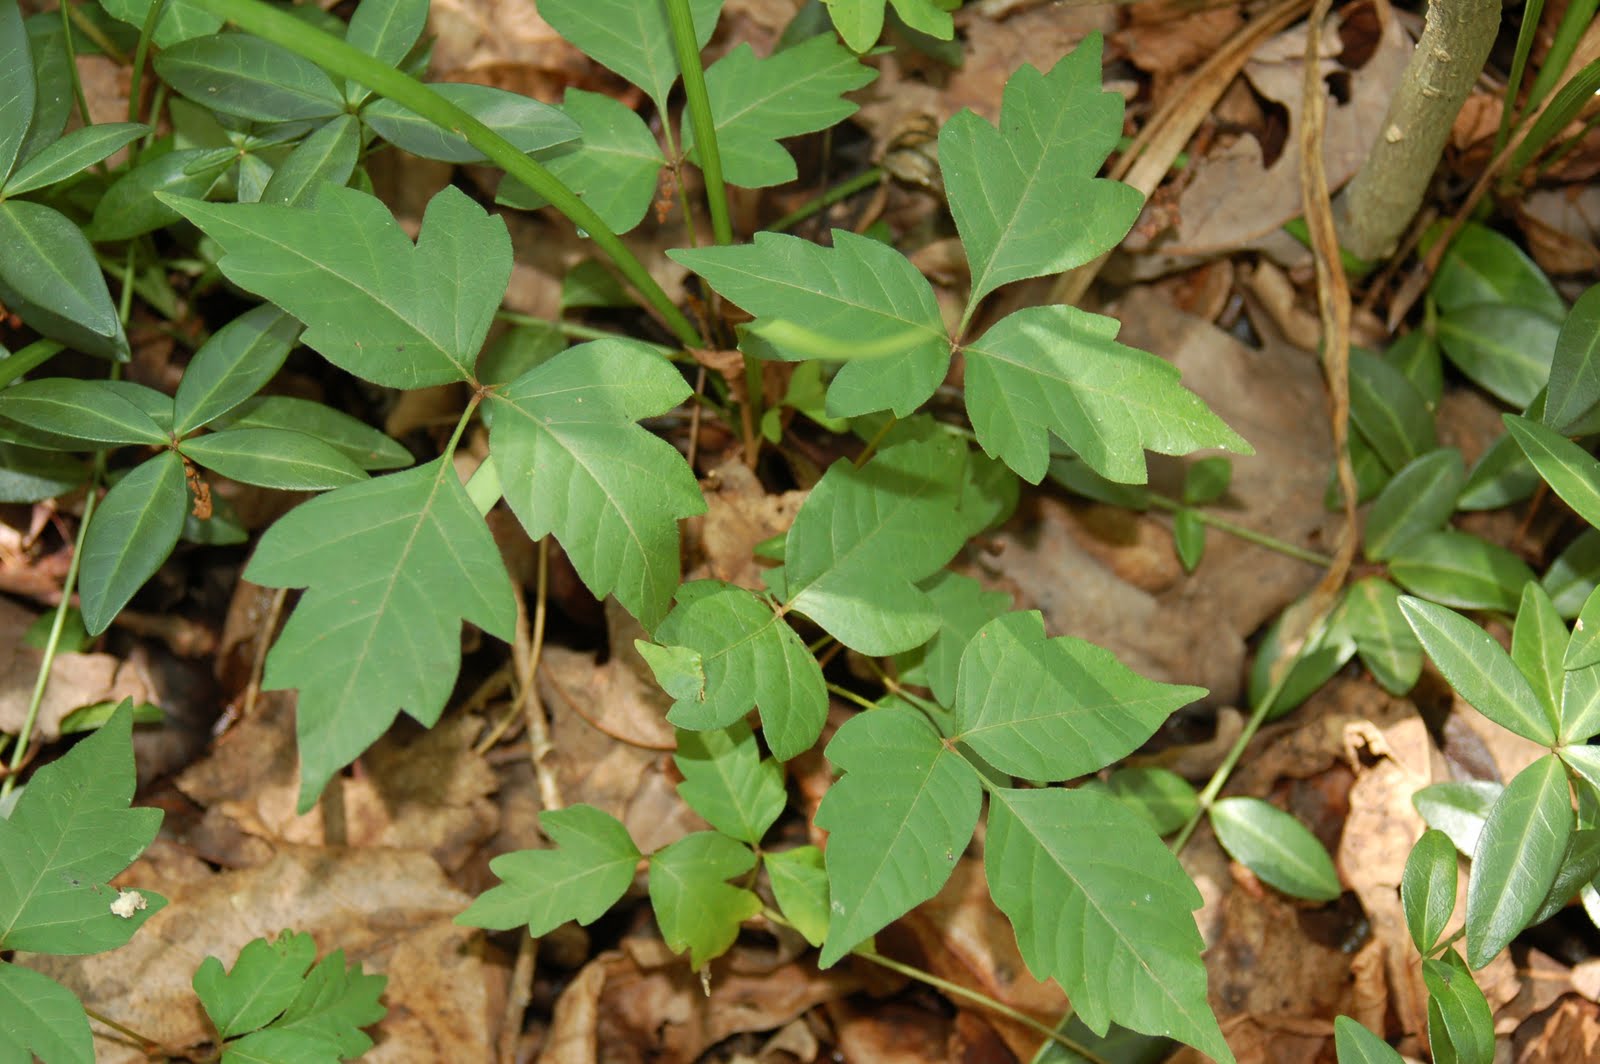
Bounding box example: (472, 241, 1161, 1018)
(110, 889, 147, 919)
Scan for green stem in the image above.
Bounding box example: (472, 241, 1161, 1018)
(188, 0, 705, 350)
(663, 0, 732, 248)
(826, 682, 877, 712)
(493, 310, 679, 355)
(0, 340, 66, 388)
(769, 167, 883, 233)
(127, 0, 169, 127)
(1147, 494, 1333, 567)
(57, 0, 93, 131)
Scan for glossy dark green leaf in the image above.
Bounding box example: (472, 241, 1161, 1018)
(1249, 597, 1357, 719)
(363, 83, 579, 163)
(220, 396, 412, 471)
(155, 33, 344, 121)
(1438, 304, 1560, 408)
(673, 722, 785, 845)
(180, 427, 368, 489)
(1529, 828, 1600, 927)
(648, 832, 762, 969)
(1402, 829, 1457, 953)
(764, 846, 828, 947)
(535, 0, 722, 112)
(892, 570, 1011, 706)
(90, 146, 233, 241)
(1568, 585, 1600, 672)
(1414, 781, 1502, 856)
(1107, 767, 1198, 836)
(1545, 528, 1600, 618)
(1506, 414, 1600, 529)
(1349, 348, 1435, 473)
(0, 442, 86, 502)
(1388, 530, 1535, 613)
(1559, 662, 1600, 745)
(0, 0, 34, 182)
(173, 305, 301, 434)
(0, 200, 127, 359)
(1386, 329, 1443, 410)
(1422, 951, 1494, 1064)
(3, 122, 146, 197)
(1399, 596, 1553, 744)
(1341, 577, 1423, 694)
(1545, 284, 1600, 433)
(260, 113, 360, 207)
(1334, 1016, 1405, 1064)
(14, 18, 71, 169)
(1457, 432, 1538, 511)
(1172, 508, 1205, 572)
(1562, 745, 1600, 798)
(1209, 797, 1341, 901)
(1363, 449, 1463, 561)
(1327, 430, 1391, 509)
(79, 452, 188, 635)
(0, 378, 168, 447)
(345, 0, 429, 71)
(1431, 223, 1566, 319)
(1512, 580, 1567, 729)
(1465, 754, 1571, 968)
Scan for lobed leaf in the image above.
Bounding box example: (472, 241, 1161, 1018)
(893, 570, 1011, 707)
(0, 963, 92, 1064)
(673, 722, 786, 846)
(648, 832, 762, 969)
(537, 0, 722, 112)
(194, 932, 318, 1041)
(220, 949, 385, 1062)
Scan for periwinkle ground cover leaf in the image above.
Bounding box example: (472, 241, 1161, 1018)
(1506, 414, 1600, 530)
(484, 340, 705, 630)
(362, 83, 579, 163)
(1545, 284, 1600, 432)
(1511, 581, 1566, 727)
(154, 33, 346, 123)
(1399, 597, 1552, 745)
(951, 611, 1204, 781)
(1423, 952, 1494, 1064)
(165, 184, 511, 389)
(1208, 797, 1341, 902)
(648, 832, 762, 969)
(1402, 829, 1458, 953)
(458, 806, 640, 935)
(245, 459, 517, 810)
(984, 786, 1232, 1062)
(815, 706, 981, 967)
(78, 452, 188, 636)
(0, 198, 129, 360)
(1465, 754, 1571, 968)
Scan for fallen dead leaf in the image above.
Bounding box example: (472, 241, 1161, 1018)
(0, 595, 157, 742)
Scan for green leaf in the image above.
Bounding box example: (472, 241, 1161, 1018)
(815, 707, 981, 966)
(1386, 329, 1444, 409)
(1458, 431, 1538, 511)
(195, 931, 318, 1040)
(90, 146, 233, 241)
(0, 0, 34, 184)
(485, 340, 703, 630)
(965, 304, 1250, 484)
(345, 0, 429, 70)
(155, 33, 344, 122)
(458, 805, 640, 935)
(649, 581, 825, 759)
(1465, 754, 1571, 968)
(1559, 662, 1600, 744)
(1529, 828, 1600, 926)
(220, 949, 385, 1062)
(673, 722, 786, 846)
(1339, 577, 1422, 694)
(3, 122, 146, 197)
(1172, 509, 1205, 572)
(1569, 586, 1600, 671)
(363, 83, 579, 163)
(1437, 304, 1561, 408)
(986, 786, 1232, 1062)
(1388, 529, 1534, 613)
(559, 260, 632, 311)
(1364, 449, 1464, 561)
(0, 200, 126, 360)
(0, 442, 86, 503)
(783, 433, 974, 655)
(1402, 829, 1457, 953)
(1423, 952, 1494, 1064)
(634, 641, 702, 702)
(0, 378, 167, 447)
(1249, 594, 1357, 719)
(1348, 348, 1434, 473)
(1431, 223, 1566, 319)
(245, 459, 517, 810)
(0, 963, 92, 1064)
(1545, 284, 1600, 433)
(648, 832, 762, 969)
(683, 36, 875, 188)
(952, 610, 1203, 781)
(765, 847, 828, 947)
(220, 396, 412, 471)
(80, 452, 188, 636)
(173, 306, 301, 435)
(536, 0, 722, 112)
(0, 704, 164, 954)
(181, 428, 369, 490)
(825, 0, 950, 51)
(672, 231, 949, 419)
(14, 18, 70, 170)
(1333, 1016, 1405, 1064)
(1399, 596, 1553, 744)
(1106, 767, 1198, 836)
(1414, 780, 1502, 856)
(941, 39, 1137, 307)
(98, 0, 221, 47)
(260, 114, 360, 207)
(166, 184, 510, 389)
(893, 570, 1011, 706)
(1506, 414, 1600, 529)
(1209, 797, 1341, 902)
(1182, 456, 1232, 506)
(1512, 580, 1567, 730)
(498, 89, 664, 234)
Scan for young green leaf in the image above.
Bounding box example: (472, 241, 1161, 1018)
(825, 0, 950, 52)
(1388, 530, 1534, 614)
(1333, 1015, 1406, 1064)
(195, 931, 319, 1041)
(0, 963, 93, 1064)
(1401, 829, 1457, 953)
(1511, 580, 1567, 728)
(1209, 797, 1342, 902)
(1340, 577, 1422, 695)
(165, 184, 511, 389)
(220, 396, 413, 471)
(649, 581, 825, 759)
(90, 146, 233, 242)
(180, 428, 368, 490)
(80, 452, 188, 636)
(985, 786, 1232, 1063)
(1414, 781, 1502, 856)
(1348, 349, 1435, 473)
(1505, 413, 1600, 529)
(345, 0, 429, 72)
(764, 846, 828, 947)
(1465, 754, 1571, 968)
(783, 433, 974, 655)
(0, 200, 128, 360)
(892, 570, 1011, 707)
(485, 340, 704, 630)
(648, 832, 762, 969)
(260, 114, 361, 207)
(1545, 284, 1600, 433)
(672, 231, 950, 419)
(952, 611, 1204, 781)
(0, 378, 168, 448)
(2, 122, 147, 198)
(1172, 509, 1205, 572)
(964, 304, 1250, 484)
(1363, 449, 1464, 561)
(1182, 456, 1232, 506)
(673, 722, 786, 846)
(363, 84, 579, 163)
(1437, 304, 1560, 408)
(0, 703, 165, 954)
(1422, 951, 1494, 1064)
(1399, 596, 1553, 744)
(219, 949, 385, 1062)
(940, 38, 1137, 308)
(1431, 223, 1566, 319)
(1106, 767, 1199, 836)
(0, 0, 34, 183)
(537, 0, 723, 113)
(172, 306, 302, 435)
(155, 33, 345, 122)
(458, 805, 640, 935)
(815, 707, 981, 967)
(245, 459, 517, 809)
(683, 36, 875, 188)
